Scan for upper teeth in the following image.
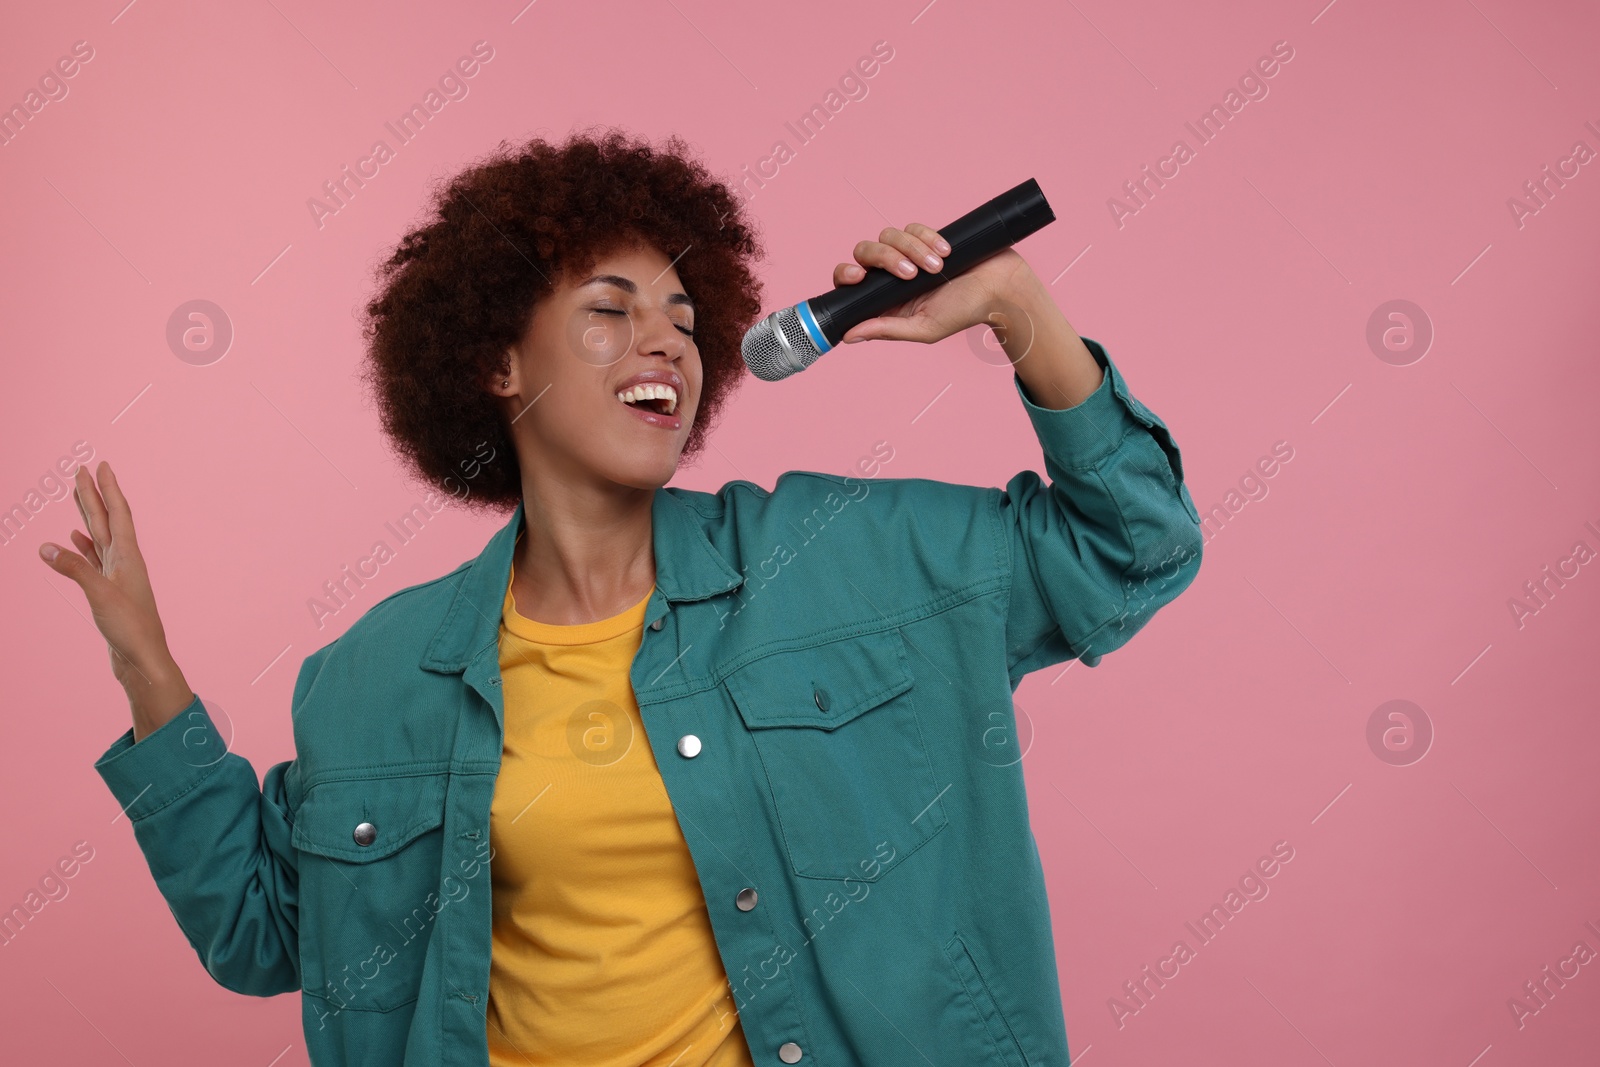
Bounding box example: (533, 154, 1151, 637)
(616, 382, 678, 415)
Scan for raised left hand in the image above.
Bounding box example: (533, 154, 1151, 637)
(833, 223, 1038, 345)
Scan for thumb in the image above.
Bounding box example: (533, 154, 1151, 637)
(842, 315, 938, 345)
(39, 542, 99, 590)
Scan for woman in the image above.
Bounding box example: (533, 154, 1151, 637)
(40, 128, 1203, 1066)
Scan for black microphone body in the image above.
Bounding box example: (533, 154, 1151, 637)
(742, 178, 1056, 381)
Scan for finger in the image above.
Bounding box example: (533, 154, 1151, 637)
(905, 222, 951, 257)
(70, 528, 104, 573)
(842, 314, 941, 345)
(96, 461, 139, 549)
(37, 540, 103, 592)
(852, 238, 923, 280)
(75, 465, 112, 553)
(71, 472, 92, 532)
(876, 225, 945, 274)
(832, 261, 868, 287)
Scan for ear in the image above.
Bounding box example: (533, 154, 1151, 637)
(485, 353, 515, 396)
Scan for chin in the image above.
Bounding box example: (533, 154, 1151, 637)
(611, 458, 680, 492)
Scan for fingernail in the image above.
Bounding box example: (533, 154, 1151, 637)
(898, 259, 916, 276)
(935, 238, 950, 254)
(923, 253, 941, 270)
(40, 544, 58, 561)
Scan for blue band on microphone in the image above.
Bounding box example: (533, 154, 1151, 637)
(796, 301, 831, 356)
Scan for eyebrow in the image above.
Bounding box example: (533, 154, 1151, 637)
(578, 273, 694, 309)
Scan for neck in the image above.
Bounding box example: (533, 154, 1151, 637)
(510, 474, 656, 626)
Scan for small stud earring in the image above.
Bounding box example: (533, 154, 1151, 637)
(502, 378, 509, 388)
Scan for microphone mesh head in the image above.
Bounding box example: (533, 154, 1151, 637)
(741, 307, 822, 382)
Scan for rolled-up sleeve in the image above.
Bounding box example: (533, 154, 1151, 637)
(1001, 336, 1203, 685)
(94, 654, 323, 996)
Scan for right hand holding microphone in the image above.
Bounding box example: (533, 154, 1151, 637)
(831, 222, 1032, 347)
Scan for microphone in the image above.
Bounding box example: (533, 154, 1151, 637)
(741, 177, 1056, 382)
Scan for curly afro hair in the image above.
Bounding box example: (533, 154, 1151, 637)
(357, 126, 767, 515)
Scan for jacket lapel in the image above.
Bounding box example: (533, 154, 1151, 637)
(418, 486, 744, 677)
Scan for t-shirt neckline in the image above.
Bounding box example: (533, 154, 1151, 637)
(502, 554, 654, 646)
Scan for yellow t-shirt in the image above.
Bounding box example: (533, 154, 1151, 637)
(487, 553, 754, 1067)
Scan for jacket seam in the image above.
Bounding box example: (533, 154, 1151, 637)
(943, 933, 1020, 1066)
(1069, 464, 1138, 658)
(293, 812, 444, 858)
(352, 563, 473, 664)
(729, 676, 910, 730)
(370, 561, 472, 615)
(1001, 458, 1141, 677)
(1008, 630, 1060, 681)
(714, 578, 1000, 666)
(961, 935, 1031, 1066)
(125, 752, 230, 821)
(637, 575, 1005, 704)
(753, 580, 993, 657)
(298, 764, 498, 792)
(299, 765, 455, 789)
(1056, 421, 1141, 473)
(999, 419, 1144, 678)
(301, 987, 421, 1013)
(674, 484, 741, 514)
(995, 485, 1036, 682)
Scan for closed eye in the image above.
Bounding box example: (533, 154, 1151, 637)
(590, 307, 694, 338)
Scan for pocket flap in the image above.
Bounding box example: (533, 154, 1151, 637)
(292, 774, 448, 862)
(725, 629, 913, 731)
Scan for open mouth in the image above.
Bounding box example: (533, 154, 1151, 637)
(615, 382, 679, 417)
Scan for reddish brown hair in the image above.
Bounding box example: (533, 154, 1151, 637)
(358, 126, 767, 514)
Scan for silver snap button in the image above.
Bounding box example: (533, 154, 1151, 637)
(650, 617, 663, 631)
(813, 687, 830, 713)
(735, 887, 758, 911)
(778, 1042, 803, 1063)
(353, 822, 377, 846)
(676, 734, 702, 759)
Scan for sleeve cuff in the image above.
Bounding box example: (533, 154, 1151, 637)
(95, 693, 231, 821)
(1012, 336, 1150, 470)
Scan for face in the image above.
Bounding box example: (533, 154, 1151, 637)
(494, 241, 701, 493)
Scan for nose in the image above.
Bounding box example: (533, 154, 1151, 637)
(637, 306, 689, 360)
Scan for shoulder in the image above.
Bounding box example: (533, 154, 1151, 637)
(311, 558, 473, 659)
(670, 469, 1001, 518)
(290, 556, 475, 710)
(355, 558, 475, 639)
(669, 471, 1006, 596)
(288, 554, 482, 779)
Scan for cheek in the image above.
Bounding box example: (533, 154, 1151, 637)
(564, 309, 632, 369)
(685, 356, 705, 412)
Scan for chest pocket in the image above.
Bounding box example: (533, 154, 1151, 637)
(724, 629, 948, 882)
(291, 773, 451, 1012)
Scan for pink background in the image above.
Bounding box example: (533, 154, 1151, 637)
(4, 0, 1599, 1063)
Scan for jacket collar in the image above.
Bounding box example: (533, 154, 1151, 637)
(419, 486, 744, 673)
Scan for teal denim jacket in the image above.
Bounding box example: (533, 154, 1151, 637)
(95, 337, 1203, 1066)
